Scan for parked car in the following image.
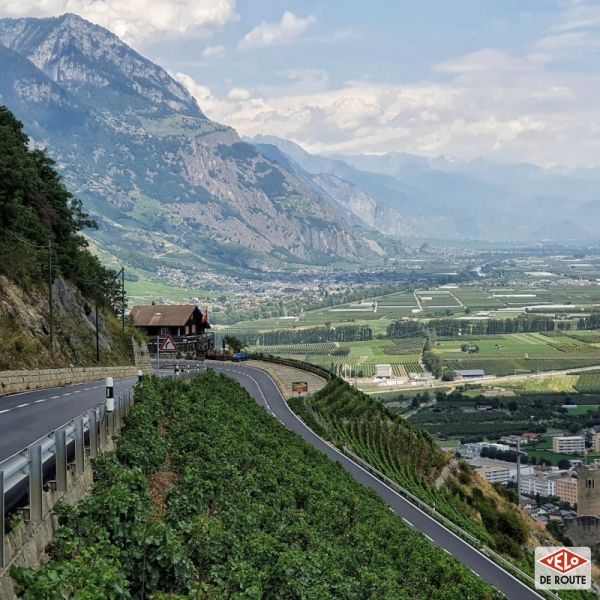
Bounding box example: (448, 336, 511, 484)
(232, 352, 249, 362)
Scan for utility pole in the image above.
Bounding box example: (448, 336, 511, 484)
(156, 335, 160, 376)
(121, 267, 125, 331)
(48, 241, 54, 357)
(95, 299, 100, 363)
(516, 439, 521, 499)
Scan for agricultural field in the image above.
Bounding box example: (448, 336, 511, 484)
(488, 375, 580, 393)
(253, 338, 424, 378)
(226, 281, 600, 341)
(575, 371, 600, 393)
(432, 332, 600, 376)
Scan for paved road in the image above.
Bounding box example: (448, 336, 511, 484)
(208, 361, 545, 600)
(0, 362, 545, 599)
(0, 377, 136, 461)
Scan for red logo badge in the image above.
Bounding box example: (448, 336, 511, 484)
(538, 549, 588, 574)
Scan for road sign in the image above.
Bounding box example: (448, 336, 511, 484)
(160, 335, 177, 353)
(292, 381, 308, 395)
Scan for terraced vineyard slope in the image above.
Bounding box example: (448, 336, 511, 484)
(288, 377, 582, 578)
(12, 373, 501, 599)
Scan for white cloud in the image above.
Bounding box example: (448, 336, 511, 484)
(238, 11, 316, 51)
(174, 47, 600, 168)
(228, 87, 251, 100)
(202, 44, 225, 59)
(0, 0, 238, 46)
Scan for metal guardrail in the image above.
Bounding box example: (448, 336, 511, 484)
(342, 446, 561, 600)
(0, 388, 134, 569)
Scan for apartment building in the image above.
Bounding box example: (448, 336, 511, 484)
(552, 436, 585, 455)
(479, 466, 511, 484)
(555, 477, 578, 507)
(521, 475, 557, 497)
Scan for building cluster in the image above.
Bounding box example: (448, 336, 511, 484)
(459, 434, 600, 529)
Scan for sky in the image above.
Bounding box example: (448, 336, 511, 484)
(2, 1, 600, 167)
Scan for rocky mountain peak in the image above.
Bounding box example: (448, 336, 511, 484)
(0, 14, 203, 119)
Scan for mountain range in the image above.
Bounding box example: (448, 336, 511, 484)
(249, 135, 600, 242)
(0, 13, 599, 281)
(0, 14, 383, 275)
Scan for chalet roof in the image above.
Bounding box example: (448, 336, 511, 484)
(131, 305, 199, 327)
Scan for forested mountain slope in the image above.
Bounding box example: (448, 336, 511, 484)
(0, 106, 131, 368)
(0, 14, 372, 273)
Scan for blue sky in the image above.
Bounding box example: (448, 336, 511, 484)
(3, 1, 600, 166)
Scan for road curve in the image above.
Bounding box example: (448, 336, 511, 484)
(208, 361, 544, 600)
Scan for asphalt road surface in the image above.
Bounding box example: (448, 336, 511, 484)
(0, 377, 136, 461)
(208, 361, 546, 600)
(0, 362, 546, 599)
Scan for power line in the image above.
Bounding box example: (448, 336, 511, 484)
(0, 228, 50, 251)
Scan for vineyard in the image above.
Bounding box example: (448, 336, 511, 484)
(254, 342, 338, 355)
(11, 374, 501, 600)
(254, 338, 425, 379)
(575, 371, 600, 393)
(382, 337, 426, 355)
(288, 378, 550, 563)
(445, 357, 600, 376)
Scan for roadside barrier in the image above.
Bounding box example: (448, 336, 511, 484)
(0, 389, 133, 569)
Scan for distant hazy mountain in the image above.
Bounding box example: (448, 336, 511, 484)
(334, 152, 600, 241)
(251, 135, 600, 241)
(250, 138, 414, 237)
(0, 14, 373, 273)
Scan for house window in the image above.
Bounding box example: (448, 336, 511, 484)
(185, 326, 190, 335)
(191, 324, 196, 334)
(160, 327, 168, 336)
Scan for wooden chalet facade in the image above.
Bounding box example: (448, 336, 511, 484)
(130, 305, 214, 356)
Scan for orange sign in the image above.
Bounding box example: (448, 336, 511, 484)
(292, 381, 308, 394)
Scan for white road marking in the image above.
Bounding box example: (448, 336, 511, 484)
(34, 399, 46, 403)
(17, 403, 29, 408)
(0, 409, 10, 414)
(63, 393, 71, 396)
(403, 518, 414, 527)
(51, 395, 59, 399)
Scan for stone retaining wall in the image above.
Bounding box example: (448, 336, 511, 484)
(0, 365, 139, 396)
(0, 467, 95, 600)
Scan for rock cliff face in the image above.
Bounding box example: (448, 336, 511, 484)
(0, 275, 131, 369)
(0, 14, 368, 272)
(311, 173, 412, 236)
(250, 137, 415, 237)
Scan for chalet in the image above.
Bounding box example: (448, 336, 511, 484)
(130, 305, 214, 356)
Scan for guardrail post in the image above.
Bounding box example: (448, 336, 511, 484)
(108, 410, 114, 439)
(29, 444, 43, 522)
(116, 394, 123, 433)
(55, 428, 68, 493)
(99, 406, 108, 450)
(0, 470, 5, 568)
(88, 409, 98, 458)
(75, 417, 85, 475)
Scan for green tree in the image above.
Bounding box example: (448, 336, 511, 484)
(223, 335, 246, 353)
